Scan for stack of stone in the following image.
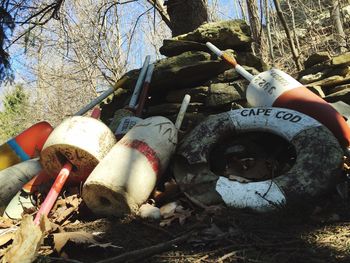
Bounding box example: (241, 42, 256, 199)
(101, 19, 350, 135)
(299, 52, 350, 104)
(100, 20, 266, 133)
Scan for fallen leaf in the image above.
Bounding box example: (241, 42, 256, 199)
(160, 202, 178, 218)
(2, 215, 45, 263)
(160, 204, 192, 227)
(0, 227, 17, 247)
(53, 231, 121, 254)
(0, 217, 15, 229)
(51, 194, 82, 224)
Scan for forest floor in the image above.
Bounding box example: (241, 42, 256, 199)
(33, 190, 350, 263)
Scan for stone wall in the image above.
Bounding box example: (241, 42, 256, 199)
(100, 19, 350, 136)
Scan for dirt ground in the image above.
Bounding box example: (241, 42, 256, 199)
(33, 189, 350, 263)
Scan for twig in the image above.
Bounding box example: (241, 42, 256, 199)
(41, 256, 83, 263)
(97, 231, 195, 263)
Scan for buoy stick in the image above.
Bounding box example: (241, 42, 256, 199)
(175, 94, 191, 130)
(135, 64, 155, 117)
(74, 76, 128, 116)
(129, 55, 151, 109)
(33, 109, 101, 225)
(206, 42, 254, 82)
(90, 107, 101, 119)
(33, 162, 72, 225)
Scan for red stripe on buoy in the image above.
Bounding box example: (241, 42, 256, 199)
(274, 86, 350, 148)
(121, 140, 160, 176)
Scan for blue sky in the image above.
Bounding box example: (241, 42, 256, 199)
(0, 0, 254, 108)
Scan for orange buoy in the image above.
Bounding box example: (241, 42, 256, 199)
(206, 42, 350, 152)
(0, 122, 53, 171)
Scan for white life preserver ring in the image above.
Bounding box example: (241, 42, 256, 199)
(173, 107, 343, 212)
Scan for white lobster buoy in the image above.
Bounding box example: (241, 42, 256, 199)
(83, 116, 177, 216)
(83, 95, 191, 217)
(40, 116, 117, 185)
(0, 159, 41, 214)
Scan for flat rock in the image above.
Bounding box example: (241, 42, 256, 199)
(332, 52, 350, 65)
(324, 87, 350, 103)
(214, 67, 259, 83)
(174, 20, 252, 51)
(298, 64, 330, 80)
(147, 103, 204, 116)
(304, 52, 330, 68)
(326, 83, 350, 95)
(206, 83, 244, 107)
(306, 75, 349, 88)
(150, 51, 230, 92)
(166, 86, 208, 103)
(159, 40, 209, 57)
(299, 72, 326, 85)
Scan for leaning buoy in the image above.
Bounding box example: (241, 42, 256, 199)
(40, 116, 117, 185)
(206, 42, 350, 152)
(246, 68, 350, 150)
(83, 116, 178, 216)
(174, 107, 343, 212)
(0, 122, 53, 171)
(0, 159, 42, 214)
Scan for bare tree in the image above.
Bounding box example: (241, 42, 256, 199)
(272, 0, 302, 70)
(165, 0, 209, 36)
(330, 0, 347, 52)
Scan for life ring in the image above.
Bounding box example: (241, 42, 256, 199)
(173, 107, 344, 212)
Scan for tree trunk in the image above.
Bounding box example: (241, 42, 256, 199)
(166, 0, 209, 36)
(264, 0, 275, 61)
(331, 0, 347, 52)
(246, 0, 262, 50)
(273, 0, 302, 71)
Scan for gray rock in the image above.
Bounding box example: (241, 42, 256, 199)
(150, 51, 231, 92)
(236, 51, 267, 71)
(327, 83, 350, 95)
(298, 64, 330, 80)
(299, 72, 326, 85)
(166, 86, 208, 103)
(327, 65, 350, 77)
(214, 67, 259, 83)
(147, 103, 204, 116)
(174, 20, 252, 51)
(206, 83, 244, 107)
(306, 75, 348, 88)
(159, 40, 209, 57)
(331, 52, 350, 65)
(304, 52, 330, 68)
(325, 87, 350, 103)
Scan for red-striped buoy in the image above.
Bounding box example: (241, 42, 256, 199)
(83, 95, 191, 217)
(206, 42, 350, 152)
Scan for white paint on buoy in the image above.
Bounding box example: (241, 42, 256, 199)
(216, 176, 286, 212)
(40, 116, 116, 184)
(228, 107, 321, 141)
(83, 116, 178, 217)
(246, 69, 302, 107)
